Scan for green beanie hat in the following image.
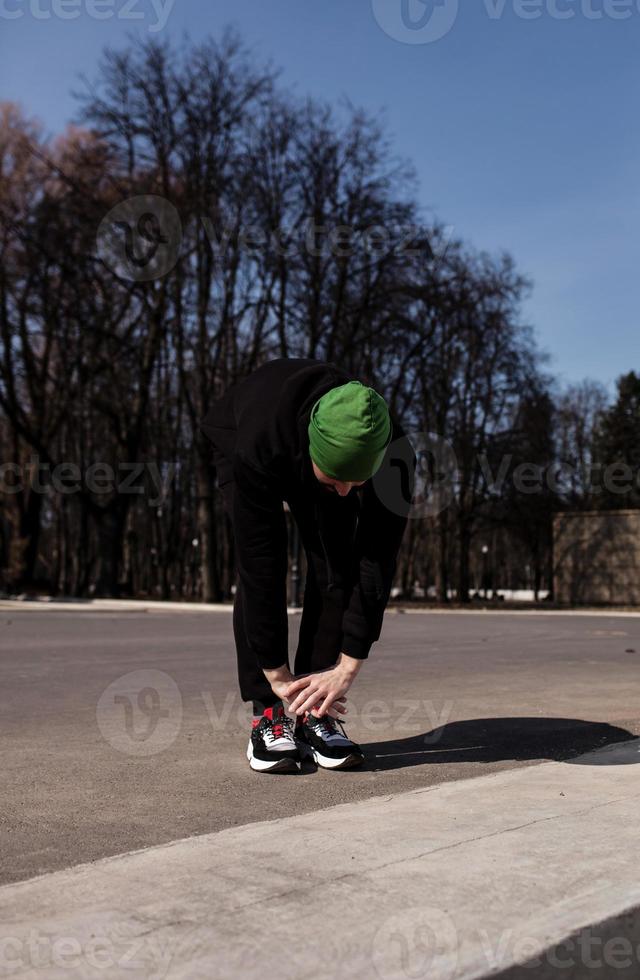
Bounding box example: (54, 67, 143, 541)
(308, 381, 392, 482)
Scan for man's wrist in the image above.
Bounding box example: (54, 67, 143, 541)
(335, 652, 363, 678)
(263, 663, 292, 684)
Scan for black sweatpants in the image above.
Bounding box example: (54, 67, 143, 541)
(220, 480, 360, 710)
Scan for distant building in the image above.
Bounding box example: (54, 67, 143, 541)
(553, 510, 640, 605)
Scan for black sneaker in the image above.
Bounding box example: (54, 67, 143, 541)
(247, 705, 300, 773)
(297, 713, 364, 770)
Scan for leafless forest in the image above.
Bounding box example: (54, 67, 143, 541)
(1, 31, 637, 603)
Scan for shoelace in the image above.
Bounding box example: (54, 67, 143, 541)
(266, 713, 295, 743)
(309, 714, 349, 742)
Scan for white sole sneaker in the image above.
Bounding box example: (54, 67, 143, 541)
(296, 739, 363, 770)
(246, 739, 298, 773)
(312, 749, 364, 770)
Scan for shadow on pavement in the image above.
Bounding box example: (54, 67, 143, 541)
(361, 717, 638, 772)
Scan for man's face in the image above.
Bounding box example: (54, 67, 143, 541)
(311, 460, 365, 497)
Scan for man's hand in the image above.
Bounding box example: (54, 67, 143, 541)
(264, 654, 359, 718)
(286, 653, 363, 719)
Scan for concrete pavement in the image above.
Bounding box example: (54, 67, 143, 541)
(1, 737, 640, 979)
(2, 607, 640, 885)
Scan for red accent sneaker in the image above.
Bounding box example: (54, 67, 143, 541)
(247, 705, 299, 773)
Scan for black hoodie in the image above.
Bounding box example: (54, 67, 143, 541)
(199, 357, 414, 669)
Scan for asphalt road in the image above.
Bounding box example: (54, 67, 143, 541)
(2, 607, 640, 885)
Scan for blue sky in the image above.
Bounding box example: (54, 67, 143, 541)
(1, 0, 638, 391)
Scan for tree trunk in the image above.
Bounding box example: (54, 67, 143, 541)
(196, 454, 221, 602)
(436, 514, 449, 603)
(92, 503, 126, 597)
(16, 485, 43, 590)
(457, 521, 471, 603)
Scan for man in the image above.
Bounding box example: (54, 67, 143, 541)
(199, 358, 413, 773)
